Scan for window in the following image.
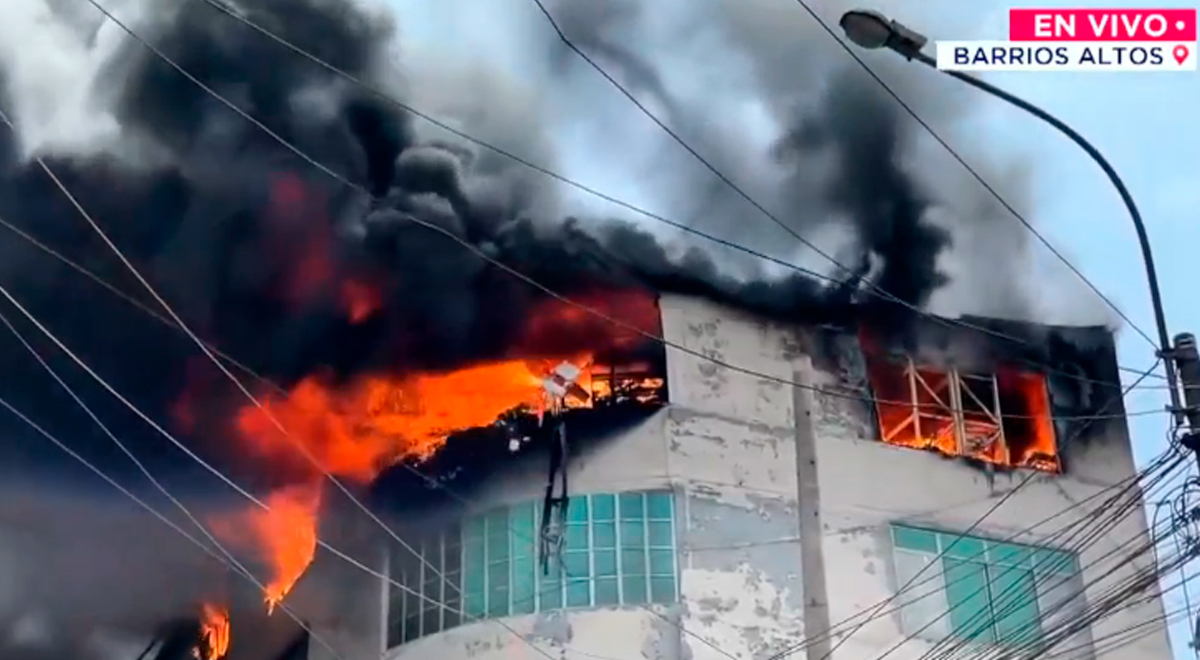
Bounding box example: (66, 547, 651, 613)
(387, 534, 462, 646)
(386, 490, 678, 648)
(862, 349, 1060, 472)
(890, 525, 1086, 648)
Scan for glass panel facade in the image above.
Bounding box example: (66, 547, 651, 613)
(387, 490, 678, 648)
(890, 525, 1085, 648)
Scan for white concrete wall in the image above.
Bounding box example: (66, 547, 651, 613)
(810, 409, 1173, 660)
(377, 294, 1173, 660)
(382, 294, 807, 660)
(808, 333, 1173, 660)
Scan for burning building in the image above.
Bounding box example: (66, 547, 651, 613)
(0, 0, 1176, 659)
(241, 295, 1163, 660)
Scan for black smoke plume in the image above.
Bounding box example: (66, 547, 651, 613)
(0, 0, 969, 476)
(0, 0, 1038, 655)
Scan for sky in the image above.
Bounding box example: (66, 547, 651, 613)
(968, 2, 1200, 654)
(381, 0, 1200, 656)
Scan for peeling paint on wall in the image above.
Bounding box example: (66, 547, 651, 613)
(680, 565, 804, 660)
(365, 296, 1171, 660)
(680, 493, 804, 660)
(385, 610, 670, 660)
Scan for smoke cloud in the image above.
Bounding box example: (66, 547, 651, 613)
(0, 0, 1084, 655)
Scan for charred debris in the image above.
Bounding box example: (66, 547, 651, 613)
(374, 303, 1124, 516)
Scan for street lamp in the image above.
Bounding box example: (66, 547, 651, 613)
(838, 10, 930, 61)
(836, 9, 1195, 431)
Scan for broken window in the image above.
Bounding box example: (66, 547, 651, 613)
(863, 352, 1060, 472)
(518, 290, 668, 410)
(574, 359, 667, 408)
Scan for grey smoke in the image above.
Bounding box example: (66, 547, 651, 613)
(0, 0, 1108, 655)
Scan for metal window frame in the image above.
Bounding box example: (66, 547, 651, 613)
(890, 525, 1079, 645)
(646, 491, 679, 604)
(881, 358, 1008, 460)
(388, 489, 679, 649)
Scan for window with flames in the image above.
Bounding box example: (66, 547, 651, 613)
(862, 351, 1060, 472)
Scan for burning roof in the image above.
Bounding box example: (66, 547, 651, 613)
(0, 0, 1094, 655)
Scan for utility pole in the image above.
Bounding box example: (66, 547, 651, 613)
(835, 7, 1200, 650)
(1172, 334, 1200, 460)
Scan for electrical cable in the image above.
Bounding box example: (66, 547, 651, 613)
(784, 0, 1160, 352)
(0, 12, 1154, 458)
(763, 361, 1168, 660)
(0, 306, 349, 660)
(2, 206, 1161, 660)
(911, 428, 1196, 660)
(0, 377, 634, 660)
(0, 185, 1174, 659)
(0, 217, 265, 385)
(0, 183, 1166, 399)
(522, 0, 1165, 390)
(919, 450, 1190, 660)
(0, 100, 1142, 660)
(163, 0, 1167, 386)
(0, 208, 727, 652)
(1039, 594, 1199, 660)
(1006, 537, 1196, 660)
(0, 274, 579, 660)
(410, 437, 1181, 660)
(1151, 492, 1200, 658)
(908, 463, 1188, 660)
(0, 205, 1160, 425)
(0, 391, 346, 660)
(5, 162, 1124, 660)
(9, 3, 1171, 657)
(791, 453, 1182, 660)
(0, 90, 471, 608)
(0, 182, 1156, 660)
(809, 362, 1166, 660)
(918, 458, 1196, 660)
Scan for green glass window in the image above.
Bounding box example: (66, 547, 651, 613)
(890, 525, 1082, 647)
(387, 490, 679, 648)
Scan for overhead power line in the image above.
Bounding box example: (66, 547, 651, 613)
(2, 3, 1173, 656)
(6, 200, 1144, 658)
(761, 454, 1173, 660)
(27, 4, 1162, 422)
(766, 362, 1171, 660)
(0, 276, 575, 660)
(0, 209, 1172, 403)
(783, 0, 1159, 352)
(904, 455, 1189, 660)
(171, 0, 1166, 386)
(0, 136, 1161, 660)
(0, 389, 347, 660)
(524, 0, 1166, 387)
(0, 44, 474, 609)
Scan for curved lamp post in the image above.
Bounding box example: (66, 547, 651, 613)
(837, 8, 1187, 422)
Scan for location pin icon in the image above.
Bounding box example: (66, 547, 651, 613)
(1174, 44, 1189, 65)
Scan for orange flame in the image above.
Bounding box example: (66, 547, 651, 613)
(210, 485, 320, 613)
(234, 360, 563, 475)
(862, 343, 1060, 472)
(198, 288, 663, 615)
(193, 603, 230, 660)
(215, 358, 577, 612)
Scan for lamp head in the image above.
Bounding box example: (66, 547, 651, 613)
(839, 10, 930, 60)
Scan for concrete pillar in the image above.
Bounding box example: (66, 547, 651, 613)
(794, 357, 832, 660)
